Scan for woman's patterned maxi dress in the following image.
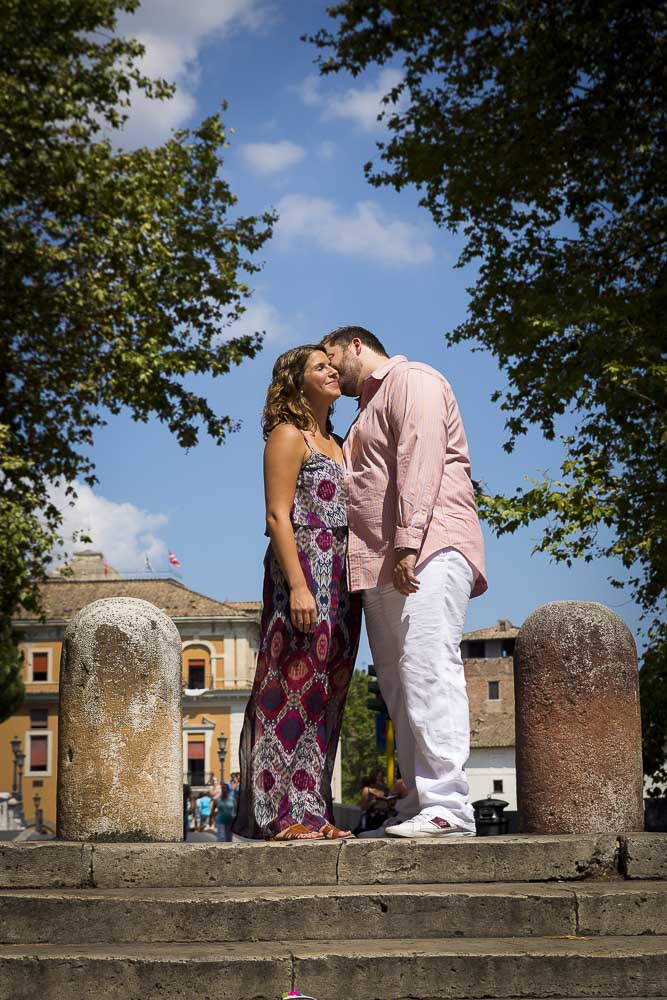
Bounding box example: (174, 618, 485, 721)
(233, 438, 361, 838)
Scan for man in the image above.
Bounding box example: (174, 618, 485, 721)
(322, 326, 487, 838)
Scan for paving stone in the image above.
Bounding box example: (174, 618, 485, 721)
(0, 882, 579, 944)
(0, 842, 92, 889)
(0, 942, 290, 1000)
(90, 839, 341, 888)
(293, 936, 667, 1000)
(573, 881, 667, 936)
(620, 833, 667, 880)
(336, 834, 620, 885)
(0, 937, 665, 1000)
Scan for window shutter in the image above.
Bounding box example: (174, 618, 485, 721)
(188, 741, 205, 761)
(32, 652, 48, 680)
(30, 735, 48, 769)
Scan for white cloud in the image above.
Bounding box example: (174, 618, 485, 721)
(50, 482, 170, 573)
(239, 140, 306, 175)
(227, 298, 290, 342)
(113, 0, 271, 147)
(317, 140, 337, 161)
(275, 194, 433, 266)
(297, 68, 403, 132)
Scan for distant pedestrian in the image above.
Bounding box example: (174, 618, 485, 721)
(215, 785, 236, 842)
(196, 791, 212, 832)
(209, 775, 222, 803)
(182, 783, 192, 841)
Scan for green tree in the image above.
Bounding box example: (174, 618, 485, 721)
(0, 1, 274, 719)
(341, 669, 385, 804)
(309, 1, 667, 785)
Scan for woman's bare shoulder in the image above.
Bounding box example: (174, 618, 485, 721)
(265, 423, 309, 460)
(266, 423, 305, 445)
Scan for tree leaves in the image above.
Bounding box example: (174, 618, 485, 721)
(0, 1, 274, 719)
(309, 0, 667, 785)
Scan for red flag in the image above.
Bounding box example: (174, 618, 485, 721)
(168, 550, 181, 568)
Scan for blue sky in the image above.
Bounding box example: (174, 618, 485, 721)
(56, 0, 643, 666)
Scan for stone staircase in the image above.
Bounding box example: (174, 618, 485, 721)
(0, 832, 666, 999)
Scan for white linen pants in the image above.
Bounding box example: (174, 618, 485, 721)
(362, 547, 476, 832)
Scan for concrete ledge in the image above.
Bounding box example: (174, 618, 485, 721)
(620, 833, 667, 879)
(90, 839, 341, 889)
(0, 882, 573, 944)
(294, 936, 667, 999)
(337, 834, 620, 886)
(2, 834, 665, 890)
(1, 882, 665, 945)
(0, 843, 91, 889)
(0, 942, 291, 1000)
(0, 937, 664, 999)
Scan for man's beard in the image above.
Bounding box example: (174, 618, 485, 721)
(336, 357, 360, 396)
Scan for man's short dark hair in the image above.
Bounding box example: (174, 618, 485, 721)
(321, 325, 388, 357)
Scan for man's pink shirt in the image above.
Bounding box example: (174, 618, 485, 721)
(342, 355, 487, 597)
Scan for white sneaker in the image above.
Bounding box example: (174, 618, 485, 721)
(385, 814, 476, 839)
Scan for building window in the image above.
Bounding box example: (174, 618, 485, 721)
(187, 740, 206, 785)
(488, 680, 500, 700)
(493, 779, 504, 794)
(26, 733, 50, 775)
(30, 708, 48, 728)
(501, 639, 515, 658)
(187, 660, 206, 688)
(30, 651, 49, 682)
(467, 641, 485, 659)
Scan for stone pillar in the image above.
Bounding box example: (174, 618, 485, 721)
(57, 597, 183, 841)
(514, 601, 644, 834)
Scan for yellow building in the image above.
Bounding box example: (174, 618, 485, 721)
(0, 552, 261, 831)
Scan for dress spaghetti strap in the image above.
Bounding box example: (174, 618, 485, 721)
(298, 429, 316, 454)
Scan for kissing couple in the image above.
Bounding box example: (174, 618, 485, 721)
(233, 326, 487, 842)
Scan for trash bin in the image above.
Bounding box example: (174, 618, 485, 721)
(472, 795, 509, 836)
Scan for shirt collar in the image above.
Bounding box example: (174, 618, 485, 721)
(359, 355, 407, 409)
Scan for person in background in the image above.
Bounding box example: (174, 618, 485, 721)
(182, 783, 192, 841)
(356, 767, 396, 835)
(197, 790, 212, 832)
(216, 784, 236, 842)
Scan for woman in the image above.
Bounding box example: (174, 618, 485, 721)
(215, 784, 236, 842)
(233, 346, 361, 841)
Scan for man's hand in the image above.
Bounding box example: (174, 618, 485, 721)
(393, 548, 419, 595)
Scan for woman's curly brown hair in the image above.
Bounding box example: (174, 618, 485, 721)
(262, 345, 334, 440)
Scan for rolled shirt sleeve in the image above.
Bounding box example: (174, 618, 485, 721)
(388, 367, 448, 551)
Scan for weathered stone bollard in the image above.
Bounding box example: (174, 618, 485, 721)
(514, 601, 644, 834)
(57, 597, 183, 841)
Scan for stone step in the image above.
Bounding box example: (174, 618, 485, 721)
(2, 833, 665, 890)
(0, 936, 665, 999)
(1, 881, 665, 945)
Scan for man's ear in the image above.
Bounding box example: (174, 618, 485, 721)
(351, 337, 362, 355)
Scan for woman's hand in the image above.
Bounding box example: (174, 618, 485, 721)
(290, 584, 318, 633)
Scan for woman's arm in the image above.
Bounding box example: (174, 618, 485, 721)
(264, 424, 318, 633)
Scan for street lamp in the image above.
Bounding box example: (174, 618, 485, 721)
(217, 733, 228, 785)
(33, 793, 43, 835)
(11, 741, 26, 827)
(10, 736, 20, 795)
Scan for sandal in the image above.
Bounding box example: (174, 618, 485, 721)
(319, 821, 354, 839)
(269, 823, 324, 841)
